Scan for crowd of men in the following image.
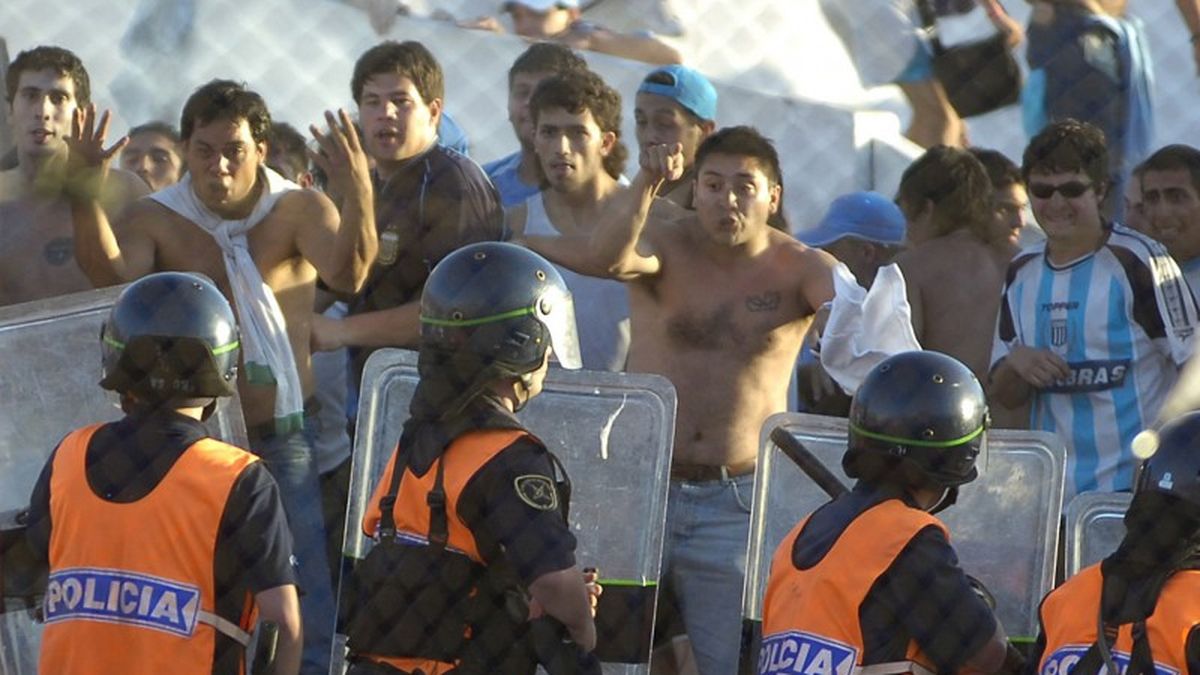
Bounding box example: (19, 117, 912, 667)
(4, 6, 1200, 673)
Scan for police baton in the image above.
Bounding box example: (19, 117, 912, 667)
(250, 621, 279, 675)
(768, 427, 849, 499)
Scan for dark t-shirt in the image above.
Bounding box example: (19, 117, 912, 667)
(791, 483, 998, 672)
(347, 143, 505, 388)
(26, 410, 296, 675)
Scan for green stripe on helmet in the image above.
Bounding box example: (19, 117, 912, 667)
(103, 335, 238, 355)
(421, 306, 535, 328)
(849, 422, 984, 449)
(212, 340, 240, 355)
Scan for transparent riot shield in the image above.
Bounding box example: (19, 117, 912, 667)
(742, 412, 1066, 664)
(1063, 492, 1131, 579)
(339, 348, 676, 675)
(0, 287, 249, 675)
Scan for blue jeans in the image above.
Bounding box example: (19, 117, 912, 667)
(251, 425, 336, 675)
(662, 473, 754, 675)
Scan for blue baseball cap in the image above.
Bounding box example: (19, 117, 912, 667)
(637, 65, 718, 122)
(800, 191, 907, 247)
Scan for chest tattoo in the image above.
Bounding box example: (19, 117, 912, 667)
(745, 290, 781, 312)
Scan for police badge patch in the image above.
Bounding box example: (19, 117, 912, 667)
(514, 475, 558, 511)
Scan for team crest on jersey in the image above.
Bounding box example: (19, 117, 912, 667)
(514, 475, 558, 511)
(1050, 319, 1069, 348)
(44, 567, 201, 638)
(1040, 644, 1179, 675)
(758, 630, 858, 675)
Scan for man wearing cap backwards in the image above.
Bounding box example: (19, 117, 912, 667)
(524, 125, 838, 675)
(795, 191, 907, 415)
(760, 351, 1021, 675)
(893, 146, 1006, 382)
(461, 0, 682, 65)
(634, 65, 717, 211)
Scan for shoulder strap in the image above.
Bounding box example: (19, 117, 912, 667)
(377, 445, 410, 538)
(1127, 620, 1156, 675)
(427, 454, 450, 549)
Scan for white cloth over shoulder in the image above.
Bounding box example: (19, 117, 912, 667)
(819, 262, 922, 394)
(150, 168, 305, 433)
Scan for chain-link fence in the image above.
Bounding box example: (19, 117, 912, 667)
(3, 0, 1200, 674)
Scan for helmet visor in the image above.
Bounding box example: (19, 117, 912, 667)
(537, 284, 582, 370)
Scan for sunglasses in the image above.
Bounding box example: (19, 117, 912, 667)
(1029, 181, 1092, 199)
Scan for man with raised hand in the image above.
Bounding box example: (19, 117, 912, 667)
(66, 79, 378, 675)
(525, 126, 837, 674)
(0, 45, 146, 306)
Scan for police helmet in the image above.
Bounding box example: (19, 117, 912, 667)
(844, 351, 988, 489)
(99, 272, 240, 402)
(420, 242, 582, 377)
(1136, 412, 1200, 509)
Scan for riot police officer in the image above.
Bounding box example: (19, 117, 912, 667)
(344, 242, 598, 674)
(1034, 412, 1200, 675)
(759, 351, 1021, 675)
(27, 272, 302, 675)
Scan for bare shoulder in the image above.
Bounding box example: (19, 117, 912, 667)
(100, 168, 151, 215)
(772, 230, 838, 273)
(272, 188, 338, 237)
(642, 197, 689, 246)
(122, 197, 179, 230)
(897, 233, 999, 282)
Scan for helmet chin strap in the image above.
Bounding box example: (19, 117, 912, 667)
(513, 372, 536, 412)
(926, 486, 959, 515)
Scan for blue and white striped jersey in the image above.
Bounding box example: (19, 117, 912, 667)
(992, 225, 1199, 498)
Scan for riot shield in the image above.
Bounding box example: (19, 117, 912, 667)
(1063, 492, 1131, 579)
(338, 348, 676, 675)
(742, 412, 1065, 661)
(0, 287, 249, 675)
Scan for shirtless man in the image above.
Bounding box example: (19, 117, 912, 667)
(894, 146, 1005, 383)
(526, 126, 837, 675)
(508, 69, 631, 371)
(0, 45, 146, 307)
(66, 79, 377, 675)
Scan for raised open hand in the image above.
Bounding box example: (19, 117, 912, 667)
(309, 108, 372, 203)
(64, 104, 128, 201)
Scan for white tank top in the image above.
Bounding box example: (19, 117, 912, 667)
(525, 193, 631, 371)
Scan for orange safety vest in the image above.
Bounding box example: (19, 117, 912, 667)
(760, 498, 948, 675)
(1038, 563, 1200, 675)
(40, 423, 261, 675)
(359, 428, 532, 674)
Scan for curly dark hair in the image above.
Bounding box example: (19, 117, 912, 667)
(530, 70, 627, 180)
